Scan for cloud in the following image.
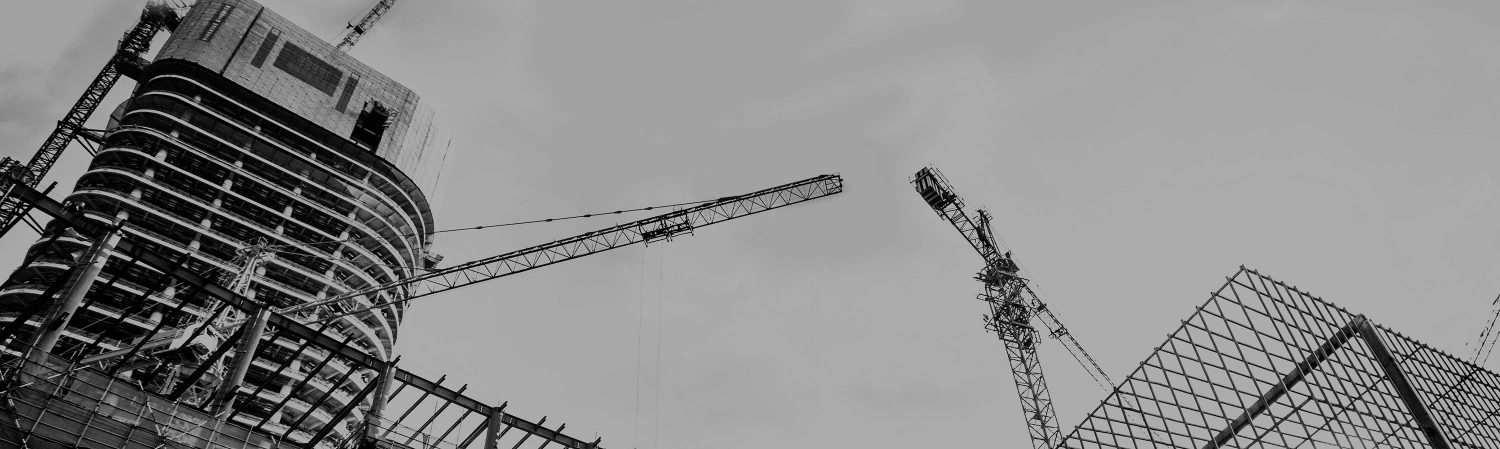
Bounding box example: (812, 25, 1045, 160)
(838, 0, 957, 41)
(1228, 1, 1324, 30)
(0, 1, 141, 160)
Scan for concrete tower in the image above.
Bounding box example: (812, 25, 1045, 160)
(0, 0, 452, 442)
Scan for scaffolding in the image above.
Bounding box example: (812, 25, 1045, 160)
(1061, 267, 1500, 449)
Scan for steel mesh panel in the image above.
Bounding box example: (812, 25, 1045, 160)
(1377, 326, 1500, 448)
(1060, 266, 1500, 449)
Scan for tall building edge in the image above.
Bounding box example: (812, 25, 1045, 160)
(0, 0, 453, 444)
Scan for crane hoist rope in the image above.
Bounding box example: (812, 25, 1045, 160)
(258, 196, 726, 252)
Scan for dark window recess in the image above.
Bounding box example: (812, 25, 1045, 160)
(249, 28, 280, 68)
(273, 43, 344, 95)
(335, 73, 360, 112)
(351, 101, 392, 150)
(198, 3, 235, 42)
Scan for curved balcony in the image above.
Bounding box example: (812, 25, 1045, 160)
(139, 73, 434, 244)
(102, 124, 415, 327)
(126, 87, 425, 264)
(96, 143, 414, 285)
(99, 126, 415, 329)
(86, 139, 406, 289)
(62, 187, 392, 358)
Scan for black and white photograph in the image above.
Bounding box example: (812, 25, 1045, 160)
(0, 1, 1495, 448)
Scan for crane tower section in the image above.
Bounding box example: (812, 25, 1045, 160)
(913, 167, 1060, 448)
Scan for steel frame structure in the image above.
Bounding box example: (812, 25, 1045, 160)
(0, 183, 604, 448)
(0, 170, 842, 447)
(1062, 266, 1500, 449)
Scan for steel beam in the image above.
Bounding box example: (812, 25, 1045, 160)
(8, 183, 386, 370)
(308, 368, 383, 444)
(103, 285, 200, 377)
(284, 365, 358, 440)
(8, 179, 610, 449)
(0, 264, 80, 350)
(1203, 315, 1366, 449)
(252, 338, 342, 433)
(390, 369, 603, 448)
(1359, 321, 1453, 449)
(78, 250, 186, 357)
(167, 321, 247, 402)
(404, 383, 467, 445)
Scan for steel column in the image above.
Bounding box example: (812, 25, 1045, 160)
(1202, 315, 1366, 449)
(357, 355, 401, 443)
(1359, 320, 1453, 449)
(29, 220, 121, 354)
(212, 305, 271, 415)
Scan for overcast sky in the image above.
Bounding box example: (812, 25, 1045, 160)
(4, 1, 1500, 448)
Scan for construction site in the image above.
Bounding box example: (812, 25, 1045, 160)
(0, 1, 1495, 448)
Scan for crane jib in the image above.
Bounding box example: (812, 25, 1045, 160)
(276, 174, 843, 318)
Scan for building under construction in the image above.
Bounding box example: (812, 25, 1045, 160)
(2, 0, 451, 444)
(4, 1, 1493, 449)
(0, 2, 845, 447)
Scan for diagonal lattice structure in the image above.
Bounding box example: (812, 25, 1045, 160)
(1061, 266, 1500, 449)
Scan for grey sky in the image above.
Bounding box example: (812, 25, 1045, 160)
(3, 1, 1500, 447)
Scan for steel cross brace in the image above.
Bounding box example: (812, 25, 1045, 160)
(1202, 315, 1454, 449)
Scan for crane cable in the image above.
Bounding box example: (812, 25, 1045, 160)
(655, 244, 666, 449)
(991, 230, 1169, 443)
(1470, 292, 1500, 365)
(258, 197, 715, 253)
(634, 245, 646, 449)
(633, 244, 668, 449)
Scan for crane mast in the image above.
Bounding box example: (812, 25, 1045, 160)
(335, 0, 397, 51)
(915, 167, 1119, 449)
(0, 3, 178, 240)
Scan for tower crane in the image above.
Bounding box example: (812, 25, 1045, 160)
(0, 2, 179, 239)
(912, 167, 1113, 449)
(82, 174, 844, 365)
(285, 174, 843, 324)
(335, 0, 398, 51)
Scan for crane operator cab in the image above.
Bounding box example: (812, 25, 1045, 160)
(977, 251, 1021, 286)
(914, 168, 956, 211)
(997, 251, 1019, 274)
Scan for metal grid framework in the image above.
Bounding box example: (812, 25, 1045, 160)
(1061, 267, 1500, 449)
(0, 184, 603, 448)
